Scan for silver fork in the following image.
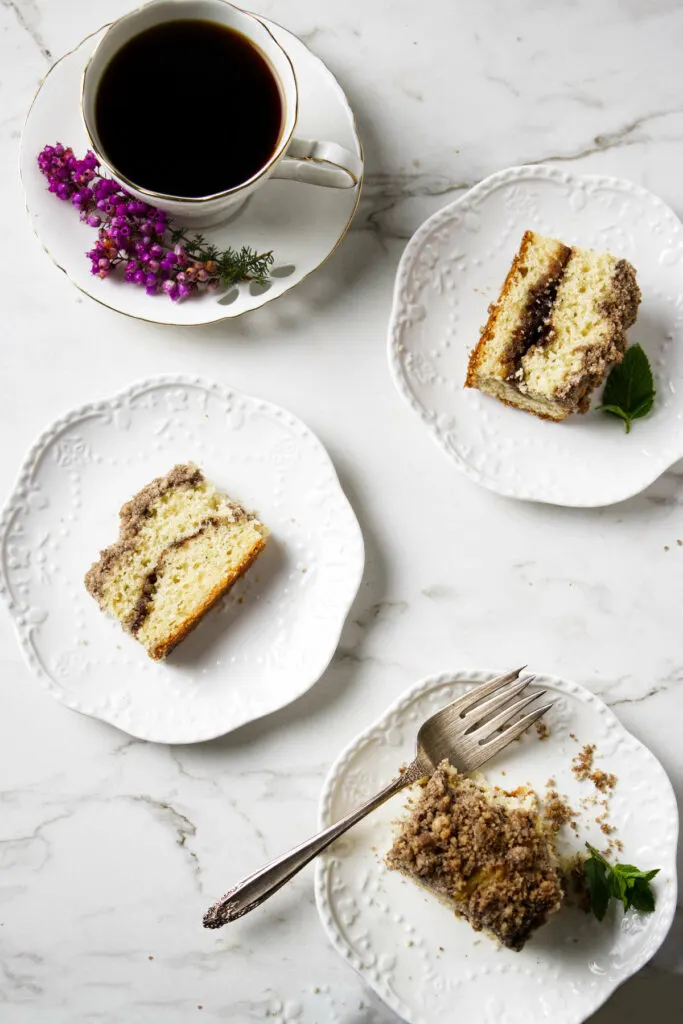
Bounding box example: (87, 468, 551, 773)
(203, 667, 552, 928)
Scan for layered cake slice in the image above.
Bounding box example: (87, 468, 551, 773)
(85, 464, 267, 660)
(465, 230, 641, 420)
(386, 761, 563, 951)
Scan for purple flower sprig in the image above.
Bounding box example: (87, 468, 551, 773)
(37, 143, 274, 300)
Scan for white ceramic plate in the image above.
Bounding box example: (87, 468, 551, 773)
(315, 670, 678, 1024)
(20, 18, 362, 325)
(388, 166, 683, 507)
(0, 376, 364, 743)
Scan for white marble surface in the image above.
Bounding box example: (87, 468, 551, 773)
(1, 0, 682, 1021)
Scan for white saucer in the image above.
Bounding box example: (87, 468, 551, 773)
(388, 166, 683, 507)
(21, 19, 362, 325)
(316, 669, 678, 1024)
(0, 376, 364, 743)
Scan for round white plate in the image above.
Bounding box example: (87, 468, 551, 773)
(388, 166, 683, 507)
(315, 670, 678, 1024)
(20, 19, 362, 325)
(0, 376, 364, 743)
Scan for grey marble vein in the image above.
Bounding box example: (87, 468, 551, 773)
(534, 108, 683, 164)
(2, 0, 51, 61)
(128, 795, 202, 890)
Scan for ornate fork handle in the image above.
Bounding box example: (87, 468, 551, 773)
(203, 762, 424, 928)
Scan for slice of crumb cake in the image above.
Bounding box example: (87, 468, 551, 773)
(465, 230, 641, 420)
(85, 464, 267, 660)
(386, 761, 563, 951)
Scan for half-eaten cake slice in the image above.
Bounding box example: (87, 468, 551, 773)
(85, 463, 267, 660)
(465, 230, 641, 420)
(386, 761, 563, 951)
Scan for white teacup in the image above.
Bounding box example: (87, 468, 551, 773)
(82, 0, 362, 226)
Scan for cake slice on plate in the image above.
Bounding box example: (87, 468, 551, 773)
(85, 463, 267, 660)
(465, 230, 641, 420)
(386, 761, 563, 950)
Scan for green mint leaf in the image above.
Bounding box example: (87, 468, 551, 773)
(584, 845, 659, 920)
(609, 870, 629, 909)
(630, 395, 655, 421)
(600, 345, 655, 432)
(586, 843, 610, 869)
(600, 404, 633, 433)
(629, 878, 656, 914)
(584, 852, 611, 920)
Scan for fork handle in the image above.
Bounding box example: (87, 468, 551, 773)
(203, 764, 421, 928)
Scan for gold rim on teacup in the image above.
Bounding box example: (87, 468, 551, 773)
(80, 0, 361, 226)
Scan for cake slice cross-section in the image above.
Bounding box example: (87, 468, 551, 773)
(386, 761, 563, 951)
(85, 463, 267, 660)
(465, 230, 641, 420)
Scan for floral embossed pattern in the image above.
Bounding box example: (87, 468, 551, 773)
(315, 670, 678, 1024)
(0, 377, 364, 743)
(388, 166, 683, 507)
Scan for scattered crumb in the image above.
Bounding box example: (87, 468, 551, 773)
(197, 1006, 203, 1011)
(407, 940, 414, 947)
(664, 545, 670, 552)
(677, 540, 682, 547)
(572, 744, 595, 780)
(546, 777, 556, 788)
(313, 987, 320, 994)
(591, 769, 616, 792)
(544, 790, 578, 833)
(438, 946, 444, 952)
(535, 720, 551, 740)
(147, 955, 154, 961)
(501, 770, 506, 776)
(572, 743, 617, 792)
(569, 732, 578, 742)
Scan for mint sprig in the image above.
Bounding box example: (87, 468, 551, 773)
(600, 344, 655, 433)
(584, 843, 659, 921)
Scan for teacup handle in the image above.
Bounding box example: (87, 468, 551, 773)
(271, 138, 362, 188)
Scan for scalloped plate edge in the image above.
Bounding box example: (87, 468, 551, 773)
(314, 667, 679, 1024)
(387, 164, 683, 508)
(0, 374, 365, 742)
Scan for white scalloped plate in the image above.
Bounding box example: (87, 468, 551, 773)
(20, 18, 362, 325)
(0, 376, 364, 743)
(388, 166, 683, 506)
(315, 670, 678, 1024)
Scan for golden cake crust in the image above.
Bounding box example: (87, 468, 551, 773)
(465, 231, 641, 421)
(85, 463, 266, 660)
(147, 534, 266, 660)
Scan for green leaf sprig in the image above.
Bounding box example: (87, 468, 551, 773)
(600, 344, 655, 433)
(584, 843, 659, 921)
(170, 229, 274, 289)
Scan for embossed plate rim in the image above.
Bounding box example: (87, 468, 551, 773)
(387, 164, 683, 507)
(0, 374, 365, 743)
(315, 668, 679, 1024)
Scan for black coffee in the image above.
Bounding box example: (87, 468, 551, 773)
(95, 19, 283, 197)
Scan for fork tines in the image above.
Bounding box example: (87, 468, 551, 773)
(461, 669, 553, 750)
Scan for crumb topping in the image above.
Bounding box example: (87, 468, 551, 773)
(386, 762, 562, 951)
(543, 790, 578, 834)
